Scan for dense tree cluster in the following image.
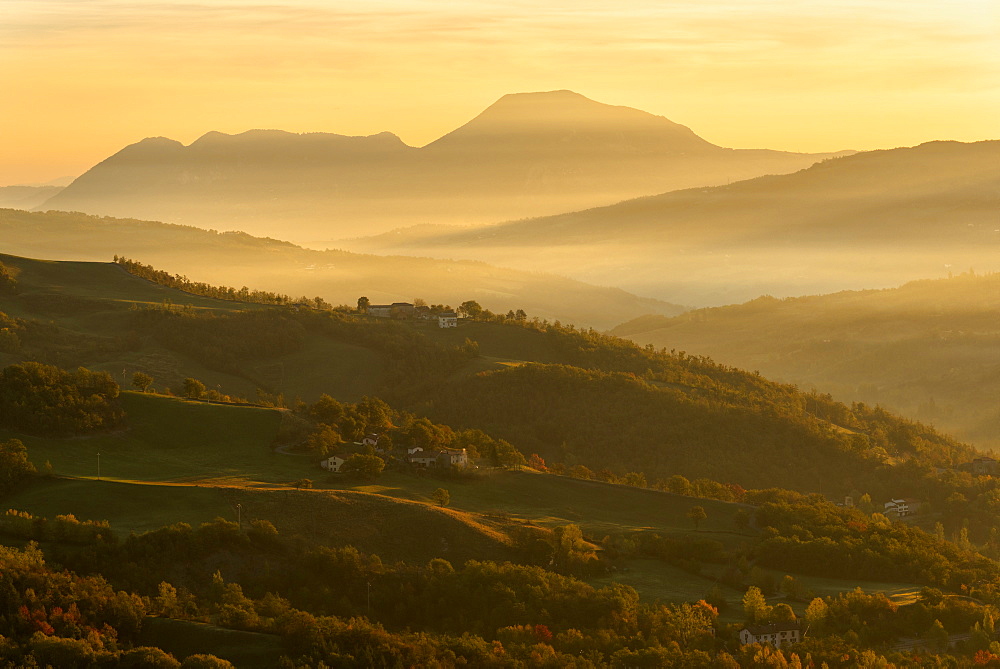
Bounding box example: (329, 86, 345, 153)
(420, 346, 977, 496)
(0, 439, 35, 495)
(0, 543, 150, 667)
(6, 507, 1000, 666)
(0, 362, 123, 436)
(295, 393, 527, 470)
(751, 494, 1000, 589)
(0, 260, 15, 293)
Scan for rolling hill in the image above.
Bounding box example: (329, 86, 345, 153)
(38, 90, 843, 241)
(4, 255, 999, 665)
(0, 251, 980, 498)
(346, 140, 1000, 306)
(0, 210, 684, 329)
(611, 271, 1000, 451)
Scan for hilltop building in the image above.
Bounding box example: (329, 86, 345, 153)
(438, 312, 458, 328)
(368, 302, 415, 318)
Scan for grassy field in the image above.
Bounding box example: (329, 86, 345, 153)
(6, 478, 236, 535)
(7, 392, 300, 484)
(590, 559, 921, 621)
(417, 319, 564, 365)
(4, 477, 518, 565)
(322, 468, 752, 547)
(139, 617, 284, 668)
(0, 253, 388, 403)
(0, 253, 254, 322)
(1, 388, 925, 605)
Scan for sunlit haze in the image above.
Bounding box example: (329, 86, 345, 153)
(2, 0, 997, 185)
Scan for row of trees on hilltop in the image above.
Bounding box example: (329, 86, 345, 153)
(114, 255, 308, 306)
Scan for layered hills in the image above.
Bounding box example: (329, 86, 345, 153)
(0, 252, 977, 497)
(348, 140, 1000, 306)
(0, 209, 682, 329)
(611, 271, 1000, 451)
(38, 90, 843, 240)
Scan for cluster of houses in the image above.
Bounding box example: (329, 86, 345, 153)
(366, 302, 458, 328)
(319, 433, 470, 472)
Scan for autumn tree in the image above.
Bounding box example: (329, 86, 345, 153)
(458, 300, 483, 319)
(667, 475, 693, 496)
(341, 454, 385, 481)
(743, 586, 771, 624)
(132, 372, 153, 393)
(0, 438, 36, 493)
(432, 488, 450, 507)
(528, 453, 547, 471)
(687, 506, 707, 530)
(183, 378, 206, 399)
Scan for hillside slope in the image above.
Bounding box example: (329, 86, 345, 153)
(346, 140, 1000, 306)
(39, 91, 842, 240)
(0, 253, 979, 499)
(0, 211, 684, 329)
(611, 272, 1000, 450)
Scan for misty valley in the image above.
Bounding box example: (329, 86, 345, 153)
(2, 88, 1000, 668)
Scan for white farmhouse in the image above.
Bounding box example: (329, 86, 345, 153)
(320, 455, 348, 472)
(739, 622, 801, 647)
(884, 499, 910, 517)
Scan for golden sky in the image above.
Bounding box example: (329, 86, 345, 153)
(2, 0, 997, 185)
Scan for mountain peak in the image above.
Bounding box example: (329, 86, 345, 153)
(426, 90, 717, 153)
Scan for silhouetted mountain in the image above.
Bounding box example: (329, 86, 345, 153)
(39, 91, 843, 240)
(347, 140, 1000, 306)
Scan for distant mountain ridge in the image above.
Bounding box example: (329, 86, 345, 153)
(38, 90, 846, 240)
(344, 139, 1000, 306)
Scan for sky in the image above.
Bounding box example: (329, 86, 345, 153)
(2, 0, 998, 185)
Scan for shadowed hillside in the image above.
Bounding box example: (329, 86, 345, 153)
(611, 271, 1000, 450)
(1, 252, 979, 499)
(39, 91, 842, 240)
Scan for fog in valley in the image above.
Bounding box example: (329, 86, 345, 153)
(3, 2, 1000, 665)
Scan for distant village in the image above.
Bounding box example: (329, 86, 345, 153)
(319, 432, 469, 473)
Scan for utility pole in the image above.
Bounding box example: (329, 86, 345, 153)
(367, 581, 371, 616)
(97, 452, 101, 481)
(236, 503, 242, 531)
